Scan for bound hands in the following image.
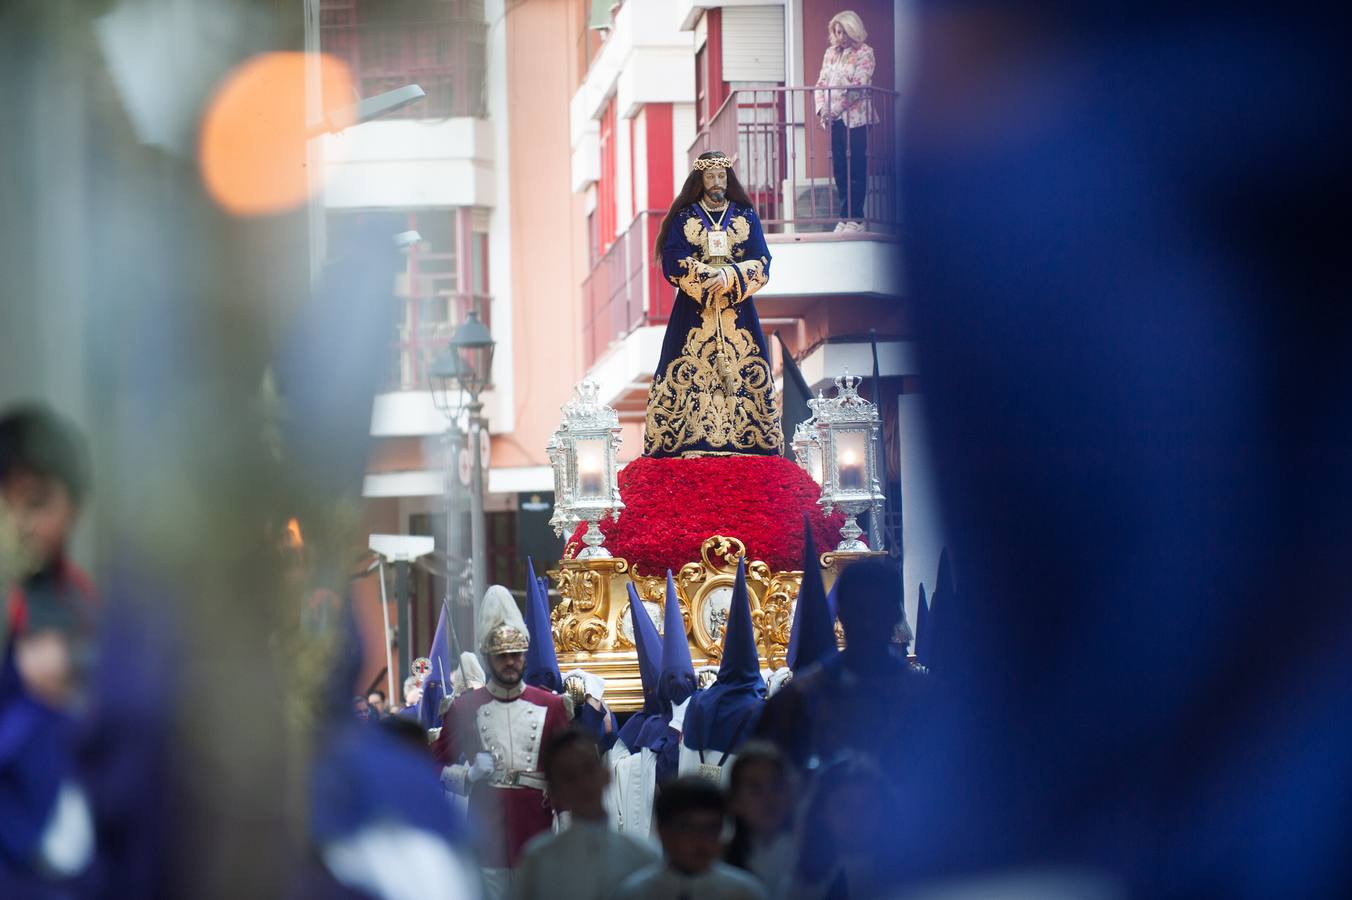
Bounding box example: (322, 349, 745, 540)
(692, 260, 734, 304)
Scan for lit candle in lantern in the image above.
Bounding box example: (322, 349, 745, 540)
(839, 445, 865, 491)
(578, 448, 604, 498)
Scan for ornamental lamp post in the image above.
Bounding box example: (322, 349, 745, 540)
(428, 349, 469, 420)
(551, 380, 624, 559)
(816, 372, 886, 553)
(433, 309, 496, 644)
(428, 348, 470, 656)
(791, 393, 825, 485)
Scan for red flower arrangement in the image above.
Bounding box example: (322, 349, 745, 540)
(565, 455, 847, 574)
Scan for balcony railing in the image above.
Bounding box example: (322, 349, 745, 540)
(582, 210, 670, 369)
(386, 249, 489, 391)
(689, 85, 899, 234)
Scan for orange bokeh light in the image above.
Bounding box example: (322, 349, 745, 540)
(285, 517, 304, 549)
(199, 52, 353, 217)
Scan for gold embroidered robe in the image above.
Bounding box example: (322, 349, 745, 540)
(644, 202, 781, 457)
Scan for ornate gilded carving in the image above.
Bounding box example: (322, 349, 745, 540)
(552, 559, 628, 654)
(549, 536, 849, 710)
(754, 572, 801, 670)
(614, 571, 694, 650)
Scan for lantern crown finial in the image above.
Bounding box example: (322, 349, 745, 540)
(560, 378, 620, 432)
(834, 370, 862, 399)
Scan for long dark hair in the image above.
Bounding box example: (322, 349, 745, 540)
(653, 150, 755, 262)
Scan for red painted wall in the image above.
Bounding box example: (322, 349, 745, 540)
(643, 103, 675, 319)
(644, 103, 674, 210)
(598, 99, 617, 250)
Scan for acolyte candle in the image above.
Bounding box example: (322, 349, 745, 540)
(578, 450, 604, 497)
(838, 435, 866, 491)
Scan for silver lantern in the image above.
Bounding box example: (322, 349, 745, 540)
(816, 372, 885, 553)
(550, 380, 624, 558)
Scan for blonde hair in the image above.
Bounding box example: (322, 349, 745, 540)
(828, 10, 868, 45)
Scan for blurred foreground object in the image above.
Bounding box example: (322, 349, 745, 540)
(895, 3, 1352, 895)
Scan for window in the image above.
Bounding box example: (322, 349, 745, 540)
(327, 208, 488, 390)
(319, 0, 487, 119)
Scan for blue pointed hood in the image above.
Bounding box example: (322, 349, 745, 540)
(787, 517, 839, 671)
(523, 557, 562, 693)
(616, 582, 664, 750)
(419, 601, 456, 729)
(928, 549, 954, 675)
(914, 582, 930, 667)
(682, 557, 766, 753)
(717, 558, 762, 688)
(311, 719, 465, 846)
(426, 601, 456, 683)
(658, 570, 696, 705)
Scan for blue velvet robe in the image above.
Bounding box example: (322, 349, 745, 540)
(645, 202, 782, 457)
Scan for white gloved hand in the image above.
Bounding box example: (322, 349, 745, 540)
(468, 751, 496, 784)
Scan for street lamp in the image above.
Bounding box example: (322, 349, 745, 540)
(550, 380, 623, 558)
(816, 372, 886, 553)
(430, 308, 496, 644)
(429, 348, 469, 644)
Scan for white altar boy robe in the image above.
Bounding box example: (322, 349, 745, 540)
(510, 818, 658, 900)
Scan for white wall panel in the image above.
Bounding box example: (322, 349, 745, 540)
(722, 6, 786, 83)
(615, 110, 634, 233)
(672, 102, 697, 186)
(632, 108, 648, 215)
(758, 236, 904, 297)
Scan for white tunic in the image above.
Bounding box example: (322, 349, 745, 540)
(510, 818, 660, 900)
(614, 862, 768, 900)
(609, 748, 660, 840)
(677, 742, 738, 788)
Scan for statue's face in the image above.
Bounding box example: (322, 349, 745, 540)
(701, 166, 727, 205)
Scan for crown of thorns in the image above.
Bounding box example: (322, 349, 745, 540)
(693, 155, 735, 171)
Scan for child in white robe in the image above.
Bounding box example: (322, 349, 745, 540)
(511, 727, 658, 900)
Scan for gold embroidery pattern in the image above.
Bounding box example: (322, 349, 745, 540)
(677, 213, 765, 306)
(643, 297, 781, 455)
(646, 209, 781, 456)
(673, 258, 730, 306)
(727, 215, 751, 256)
(683, 216, 705, 248)
(727, 256, 769, 304)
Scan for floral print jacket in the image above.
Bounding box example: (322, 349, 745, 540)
(814, 42, 879, 129)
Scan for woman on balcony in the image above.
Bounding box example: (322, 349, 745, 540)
(814, 10, 879, 233)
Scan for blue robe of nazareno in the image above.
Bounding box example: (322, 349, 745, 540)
(644, 201, 782, 458)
